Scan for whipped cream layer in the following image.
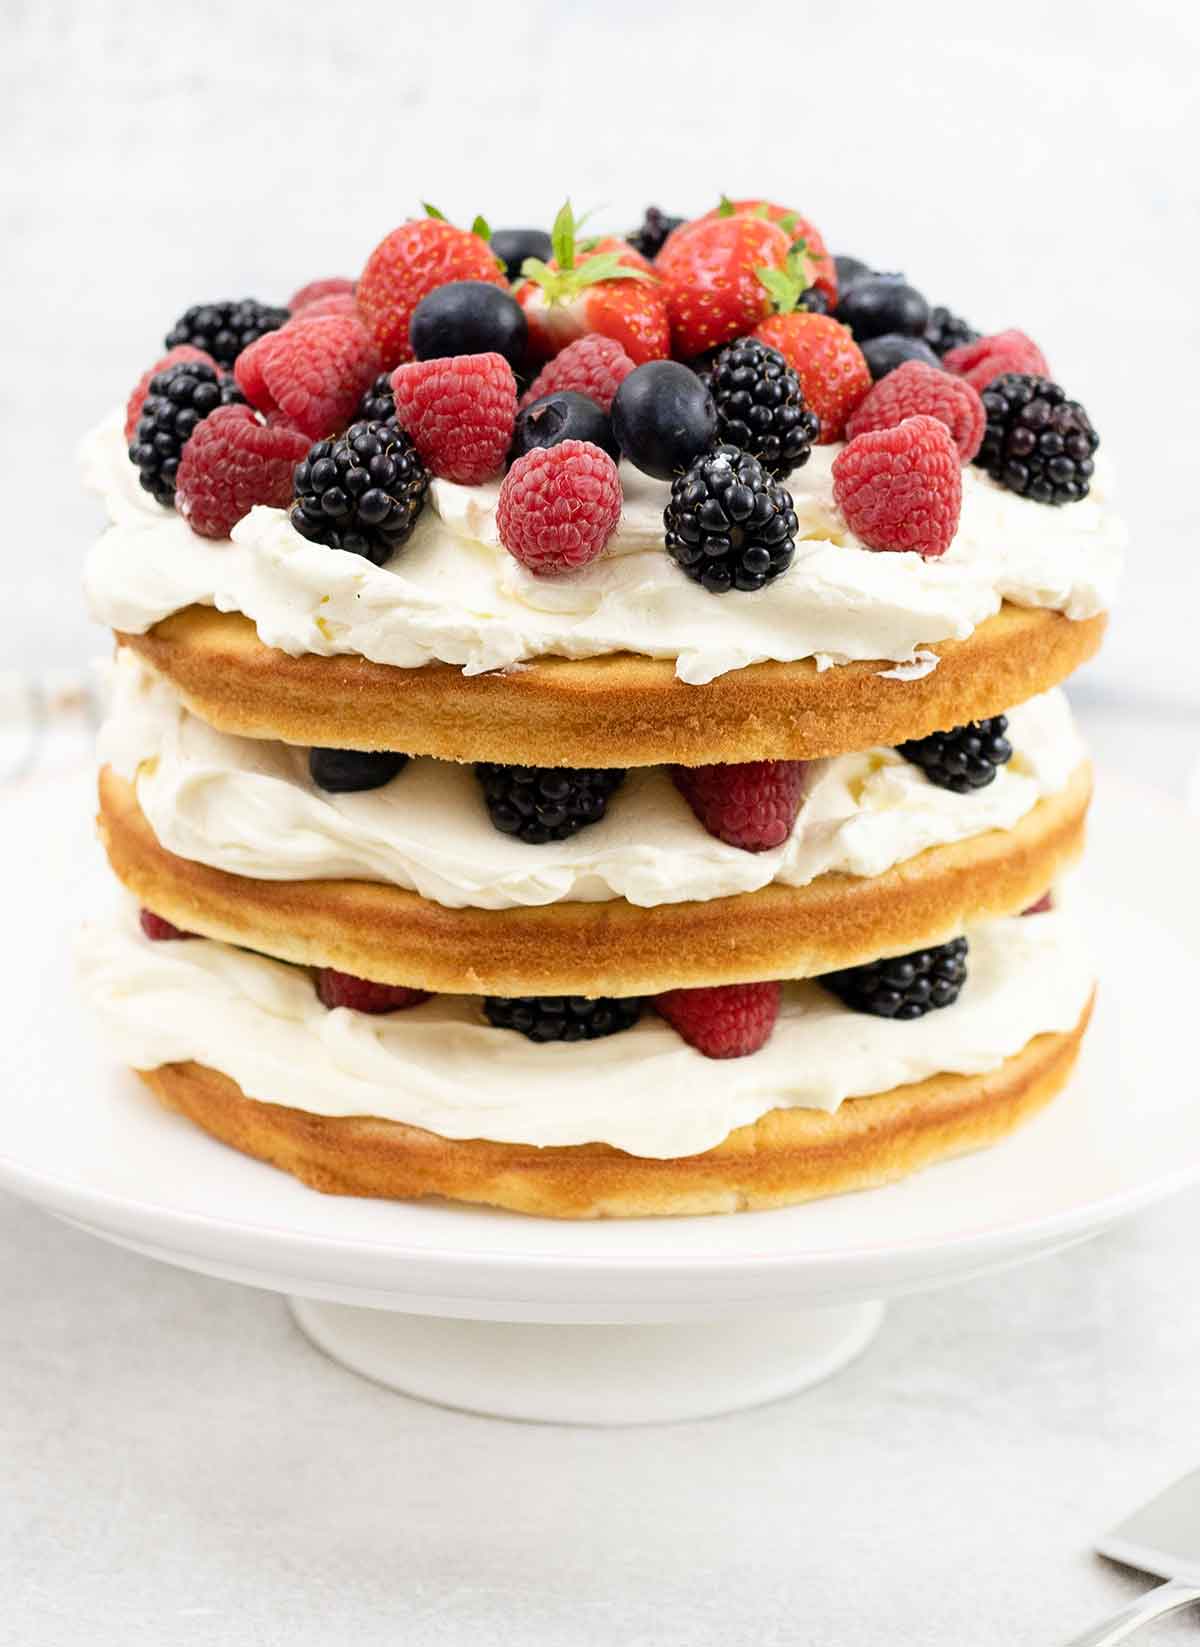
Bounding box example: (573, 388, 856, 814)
(82, 409, 1124, 686)
(102, 653, 1085, 911)
(77, 904, 1093, 1157)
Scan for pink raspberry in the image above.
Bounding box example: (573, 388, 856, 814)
(845, 360, 985, 463)
(656, 981, 781, 1059)
(124, 346, 215, 441)
(943, 329, 1049, 393)
(314, 968, 430, 1014)
(518, 335, 636, 413)
(234, 313, 381, 440)
(175, 405, 311, 539)
(832, 415, 962, 558)
(287, 292, 359, 322)
(390, 352, 516, 485)
(1022, 892, 1054, 915)
(288, 276, 355, 311)
(496, 440, 622, 575)
(672, 760, 810, 852)
(139, 909, 195, 942)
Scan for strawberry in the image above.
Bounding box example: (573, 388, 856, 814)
(674, 197, 838, 308)
(576, 234, 656, 276)
(356, 208, 506, 369)
(659, 214, 792, 358)
(516, 202, 669, 365)
(754, 312, 871, 442)
(656, 981, 782, 1059)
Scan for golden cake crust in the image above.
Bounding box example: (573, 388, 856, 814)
(116, 603, 1106, 767)
(99, 762, 1090, 995)
(137, 997, 1092, 1218)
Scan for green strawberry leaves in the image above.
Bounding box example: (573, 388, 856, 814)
(756, 238, 815, 314)
(520, 201, 655, 305)
(420, 202, 493, 244)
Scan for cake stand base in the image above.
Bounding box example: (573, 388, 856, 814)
(288, 1297, 885, 1424)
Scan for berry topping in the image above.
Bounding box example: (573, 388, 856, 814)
(175, 404, 310, 539)
(518, 334, 635, 414)
(290, 420, 429, 565)
(288, 292, 359, 322)
(124, 345, 215, 442)
(832, 416, 962, 558)
(753, 312, 871, 443)
(845, 360, 985, 464)
(823, 937, 968, 1020)
(833, 254, 874, 292)
(836, 276, 929, 343)
(490, 227, 553, 281)
(510, 392, 619, 464)
(409, 279, 528, 370)
(288, 277, 355, 311)
(165, 299, 289, 367)
(924, 305, 980, 358)
(139, 909, 195, 942)
(943, 328, 1049, 393)
(660, 213, 792, 357)
(1023, 892, 1054, 916)
(656, 980, 781, 1060)
(861, 334, 943, 382)
(610, 360, 717, 481)
(664, 445, 798, 594)
(627, 205, 685, 261)
(484, 994, 642, 1043)
(355, 371, 396, 425)
(705, 338, 819, 477)
(389, 351, 516, 484)
(681, 199, 839, 308)
(496, 440, 622, 575)
(975, 374, 1099, 505)
(356, 214, 506, 369)
(517, 202, 669, 365)
(898, 715, 1013, 792)
(315, 969, 430, 1014)
(234, 313, 382, 440)
(128, 359, 242, 506)
(309, 747, 409, 792)
(672, 759, 809, 852)
(475, 762, 625, 843)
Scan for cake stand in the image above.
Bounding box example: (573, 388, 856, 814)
(3, 769, 1198, 1424)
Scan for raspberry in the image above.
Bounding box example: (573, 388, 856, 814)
(656, 981, 781, 1060)
(356, 218, 507, 369)
(175, 405, 311, 539)
(845, 360, 985, 464)
(496, 440, 622, 575)
(288, 276, 355, 311)
(314, 968, 430, 1014)
(389, 352, 516, 485)
(943, 329, 1049, 393)
(124, 345, 215, 442)
(672, 760, 809, 852)
(518, 335, 635, 413)
(234, 314, 381, 441)
(139, 909, 195, 941)
(288, 292, 359, 322)
(832, 416, 962, 558)
(1023, 891, 1054, 915)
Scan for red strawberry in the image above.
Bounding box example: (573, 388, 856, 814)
(845, 360, 985, 463)
(832, 415, 962, 558)
(497, 440, 622, 575)
(672, 760, 810, 852)
(314, 969, 430, 1014)
(518, 334, 635, 412)
(656, 981, 781, 1059)
(754, 312, 871, 442)
(674, 197, 838, 308)
(943, 329, 1049, 393)
(390, 352, 516, 484)
(660, 214, 792, 357)
(175, 405, 311, 539)
(516, 202, 669, 365)
(124, 345, 215, 441)
(234, 314, 380, 440)
(288, 276, 355, 311)
(357, 214, 506, 369)
(577, 234, 656, 276)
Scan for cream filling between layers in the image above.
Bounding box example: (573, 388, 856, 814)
(82, 410, 1124, 686)
(102, 653, 1085, 911)
(76, 905, 1093, 1158)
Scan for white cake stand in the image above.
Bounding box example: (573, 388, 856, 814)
(3, 769, 1198, 1424)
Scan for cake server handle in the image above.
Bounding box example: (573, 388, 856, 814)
(1059, 1577, 1200, 1646)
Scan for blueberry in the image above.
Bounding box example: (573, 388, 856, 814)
(309, 747, 409, 793)
(837, 276, 930, 342)
(611, 361, 718, 481)
(409, 281, 528, 370)
(834, 254, 874, 292)
(861, 334, 944, 381)
(490, 227, 553, 281)
(511, 391, 618, 463)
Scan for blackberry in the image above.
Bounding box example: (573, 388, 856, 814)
(164, 298, 289, 367)
(707, 339, 819, 477)
(823, 937, 968, 1020)
(309, 747, 408, 793)
(898, 716, 1013, 793)
(627, 206, 684, 261)
(290, 420, 428, 566)
(128, 359, 242, 506)
(976, 374, 1099, 505)
(924, 304, 979, 358)
(355, 371, 395, 424)
(475, 763, 625, 844)
(664, 444, 798, 595)
(484, 994, 642, 1043)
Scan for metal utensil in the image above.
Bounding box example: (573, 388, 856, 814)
(1064, 1467, 1200, 1644)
